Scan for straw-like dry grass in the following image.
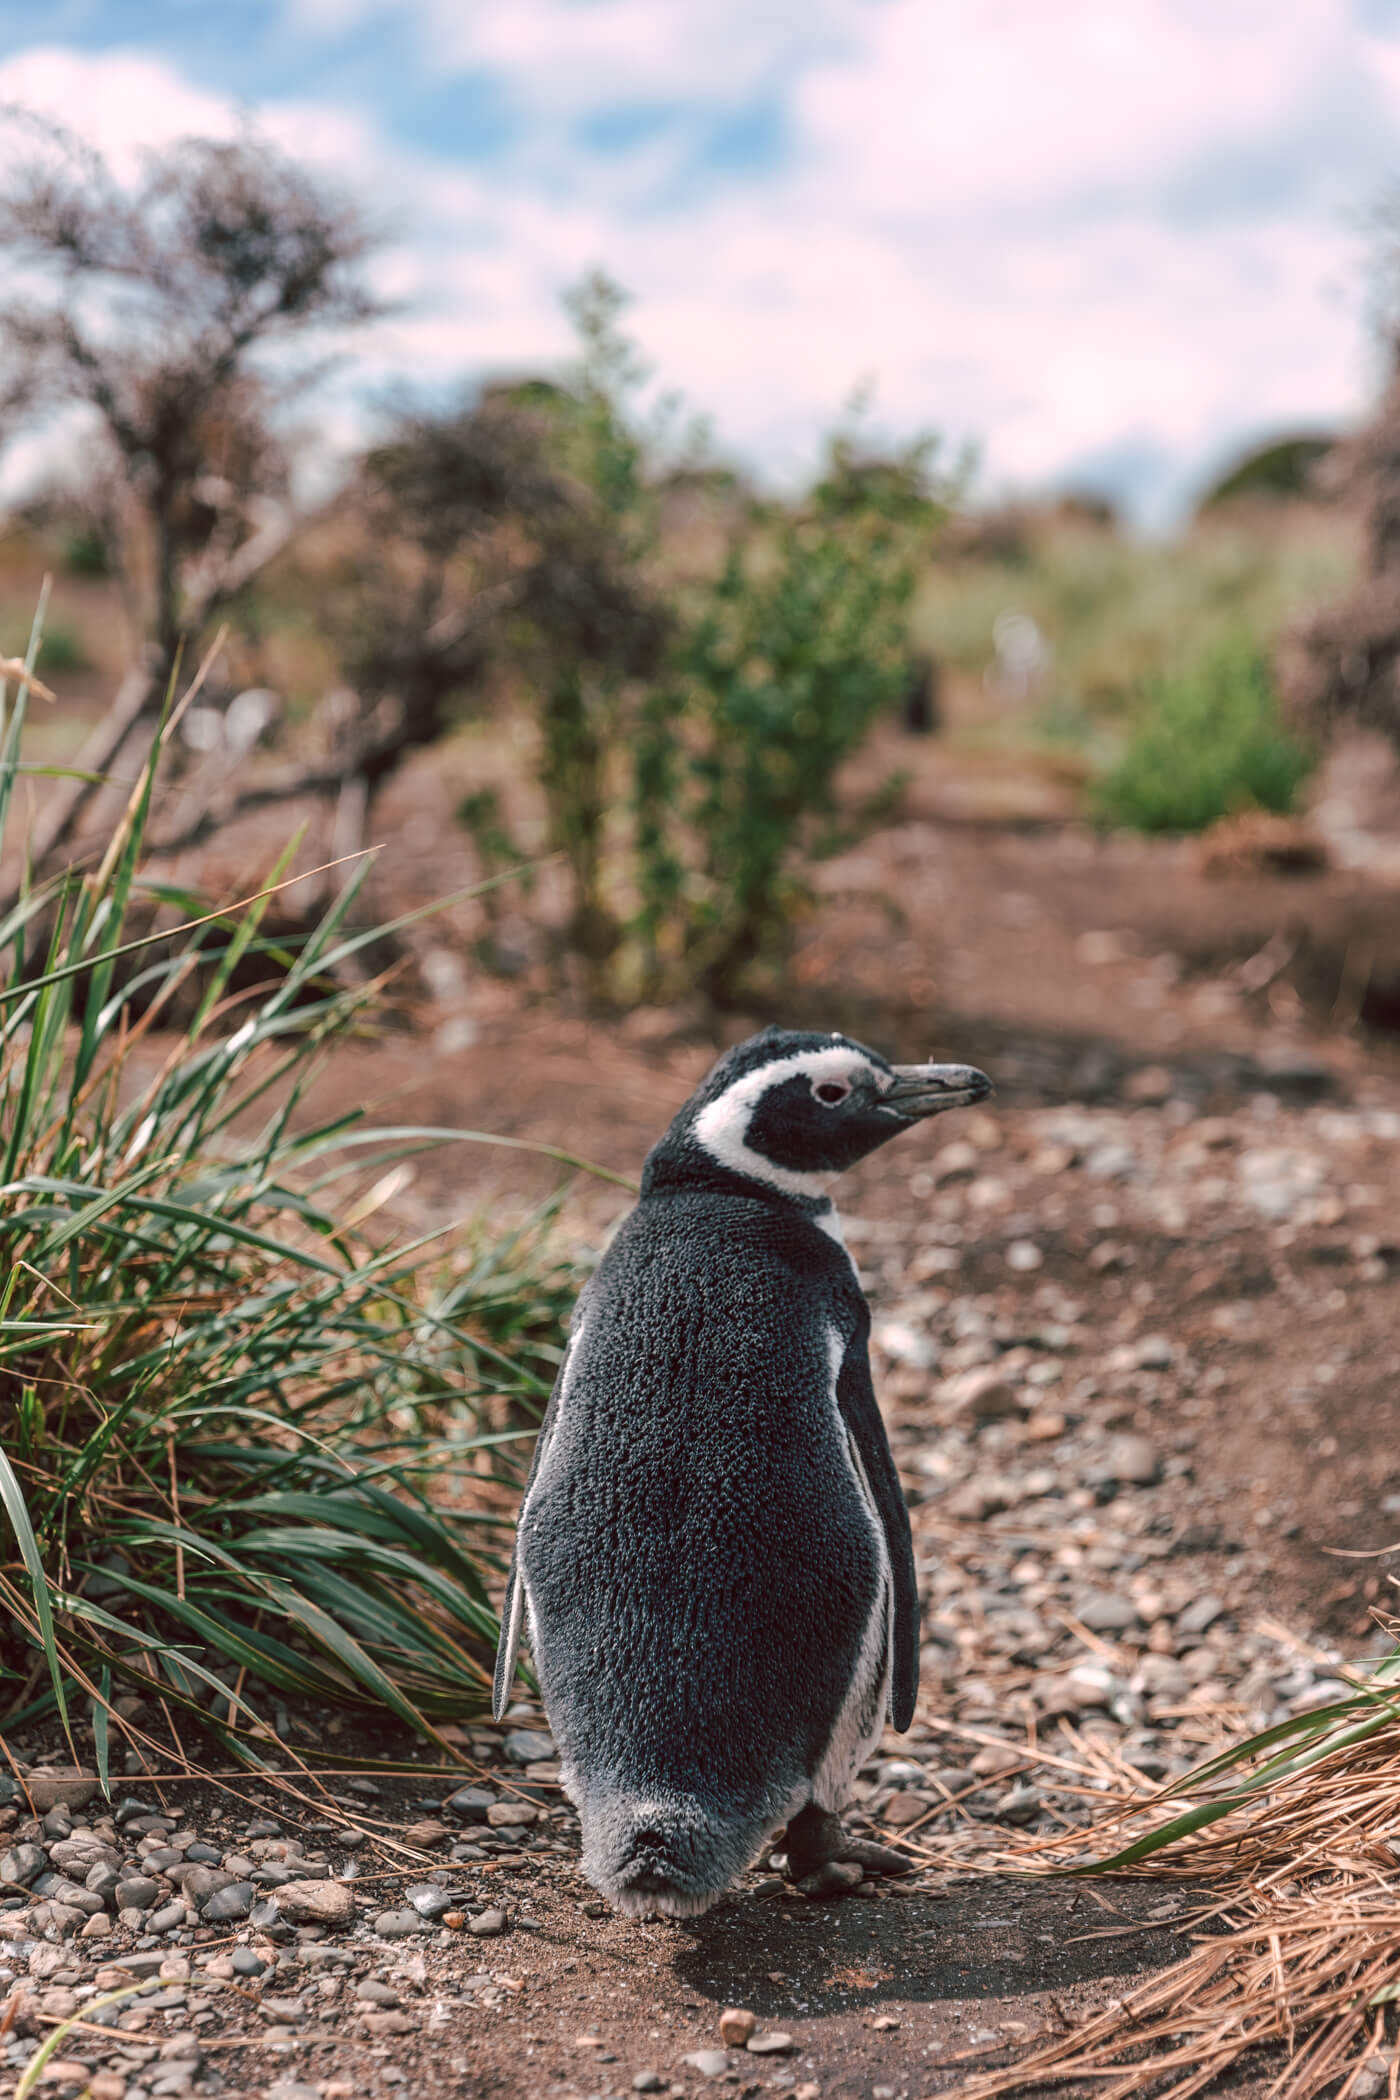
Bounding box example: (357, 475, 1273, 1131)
(945, 1615, 1400, 2100)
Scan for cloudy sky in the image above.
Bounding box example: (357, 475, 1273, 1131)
(0, 0, 1398, 523)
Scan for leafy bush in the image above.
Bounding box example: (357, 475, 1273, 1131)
(1091, 633, 1314, 834)
(1, 616, 87, 674)
(60, 525, 111, 578)
(0, 625, 582, 1773)
(665, 494, 919, 1002)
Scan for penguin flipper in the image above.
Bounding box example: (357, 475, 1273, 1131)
(836, 1322, 920, 1731)
(490, 1383, 559, 1720)
(491, 1301, 592, 1721)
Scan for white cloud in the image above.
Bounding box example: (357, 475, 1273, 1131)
(0, 6, 1395, 522)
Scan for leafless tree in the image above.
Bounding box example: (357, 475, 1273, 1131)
(0, 111, 383, 870)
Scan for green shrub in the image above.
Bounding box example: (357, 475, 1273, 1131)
(0, 618, 584, 1769)
(1, 616, 87, 674)
(60, 525, 112, 578)
(1091, 634, 1313, 834)
(666, 497, 917, 1002)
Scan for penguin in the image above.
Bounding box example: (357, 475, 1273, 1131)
(493, 1024, 992, 1917)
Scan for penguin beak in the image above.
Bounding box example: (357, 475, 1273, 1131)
(884, 1062, 994, 1117)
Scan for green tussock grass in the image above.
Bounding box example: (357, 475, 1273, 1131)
(0, 596, 588, 1779)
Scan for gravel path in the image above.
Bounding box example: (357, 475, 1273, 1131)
(4, 1092, 1399, 2100)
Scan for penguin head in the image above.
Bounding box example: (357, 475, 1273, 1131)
(645, 1026, 992, 1202)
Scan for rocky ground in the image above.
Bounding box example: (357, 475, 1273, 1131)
(9, 728, 1400, 2099)
(5, 1073, 1400, 2100)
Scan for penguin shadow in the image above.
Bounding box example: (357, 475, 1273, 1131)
(669, 1876, 1200, 2011)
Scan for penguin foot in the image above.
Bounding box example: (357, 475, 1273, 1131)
(783, 1804, 912, 1898)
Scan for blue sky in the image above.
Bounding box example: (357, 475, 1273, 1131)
(1, 0, 1398, 523)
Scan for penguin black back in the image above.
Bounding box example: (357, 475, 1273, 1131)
(494, 1026, 992, 1916)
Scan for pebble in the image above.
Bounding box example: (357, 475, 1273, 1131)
(486, 1802, 538, 1828)
(1102, 1434, 1161, 1485)
(201, 1881, 255, 1922)
(1176, 1593, 1227, 1638)
(114, 1873, 161, 1911)
(231, 1948, 268, 1977)
(0, 1844, 45, 1887)
(633, 2073, 664, 2093)
(445, 1786, 496, 1822)
(24, 1768, 100, 1812)
(1077, 1593, 1142, 1634)
(374, 1908, 433, 1938)
(405, 1883, 457, 1920)
(275, 1879, 355, 1927)
(746, 2032, 795, 2055)
(504, 1729, 556, 1764)
(468, 1909, 509, 1937)
(718, 2008, 756, 2045)
(681, 2050, 729, 2078)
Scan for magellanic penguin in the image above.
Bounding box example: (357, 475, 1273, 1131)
(493, 1025, 992, 1917)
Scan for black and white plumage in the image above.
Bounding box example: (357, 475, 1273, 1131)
(493, 1025, 992, 1917)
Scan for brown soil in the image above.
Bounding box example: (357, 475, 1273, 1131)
(12, 714, 1400, 2100)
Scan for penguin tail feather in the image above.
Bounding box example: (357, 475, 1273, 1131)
(582, 1792, 768, 1920)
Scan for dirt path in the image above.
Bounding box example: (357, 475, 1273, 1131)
(8, 779, 1400, 2100)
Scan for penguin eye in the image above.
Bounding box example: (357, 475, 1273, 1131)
(812, 1079, 851, 1107)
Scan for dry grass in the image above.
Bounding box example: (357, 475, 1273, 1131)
(943, 1615, 1400, 2100)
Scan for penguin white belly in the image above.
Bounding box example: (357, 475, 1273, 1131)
(810, 1327, 894, 1812)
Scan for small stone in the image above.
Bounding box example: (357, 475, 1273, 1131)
(996, 1785, 1042, 1825)
(634, 2074, 664, 2093)
(1103, 1434, 1161, 1486)
(30, 1898, 84, 1937)
(24, 1767, 100, 1813)
(468, 1909, 508, 1937)
(486, 1802, 538, 1828)
(798, 1860, 863, 1898)
(1176, 1594, 1226, 1638)
(88, 2077, 126, 2100)
(873, 1320, 936, 1371)
(445, 1786, 496, 1822)
(79, 1912, 113, 1939)
(405, 1883, 456, 1920)
(681, 2050, 729, 2079)
(881, 1791, 931, 1828)
(201, 1882, 255, 1923)
(746, 2031, 795, 2055)
(0, 1843, 45, 1887)
(872, 2015, 900, 2031)
(275, 1879, 355, 1928)
(231, 1948, 267, 1976)
(178, 1865, 235, 1907)
(1005, 1240, 1043, 1272)
(943, 1366, 1025, 1423)
(795, 2086, 821, 2100)
(1077, 1593, 1142, 1634)
(148, 1900, 187, 1933)
(402, 1819, 451, 1849)
(115, 1875, 162, 1911)
(718, 2008, 756, 2045)
(374, 1908, 432, 1938)
(1125, 1065, 1173, 1104)
(355, 1979, 400, 2005)
(362, 2009, 417, 2035)
(504, 1729, 556, 1764)
(1131, 1335, 1175, 1370)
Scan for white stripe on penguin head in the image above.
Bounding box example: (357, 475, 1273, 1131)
(690, 1047, 886, 1200)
